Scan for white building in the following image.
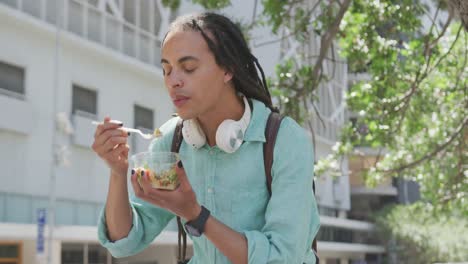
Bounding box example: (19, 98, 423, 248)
(0, 1, 391, 263)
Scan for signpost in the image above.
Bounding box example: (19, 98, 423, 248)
(37, 208, 47, 261)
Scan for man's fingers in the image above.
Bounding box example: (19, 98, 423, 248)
(94, 118, 123, 138)
(131, 172, 167, 207)
(130, 172, 144, 198)
(174, 162, 191, 189)
(121, 145, 130, 158)
(139, 171, 155, 196)
(100, 136, 128, 153)
(110, 144, 129, 160)
(97, 128, 128, 145)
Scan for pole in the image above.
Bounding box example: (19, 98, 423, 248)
(47, 1, 62, 263)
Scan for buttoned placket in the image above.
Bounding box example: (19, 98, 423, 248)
(205, 146, 218, 262)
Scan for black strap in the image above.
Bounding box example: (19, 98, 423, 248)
(172, 119, 188, 264)
(263, 112, 319, 263)
(263, 112, 284, 196)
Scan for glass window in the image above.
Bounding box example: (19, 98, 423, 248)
(2, 0, 16, 8)
(0, 61, 25, 98)
(62, 243, 84, 264)
(0, 244, 18, 258)
(5, 194, 31, 224)
(318, 205, 338, 217)
(87, 0, 98, 7)
(123, 0, 136, 25)
(72, 84, 98, 117)
(134, 105, 154, 130)
(139, 1, 150, 32)
(0, 192, 5, 223)
(56, 200, 75, 225)
(88, 244, 107, 264)
(76, 202, 96, 226)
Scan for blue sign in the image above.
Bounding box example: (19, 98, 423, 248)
(37, 208, 46, 254)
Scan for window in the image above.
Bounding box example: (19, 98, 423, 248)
(62, 243, 110, 264)
(72, 84, 97, 118)
(88, 244, 107, 264)
(62, 243, 84, 264)
(0, 61, 25, 99)
(0, 242, 21, 264)
(318, 205, 338, 217)
(134, 105, 154, 130)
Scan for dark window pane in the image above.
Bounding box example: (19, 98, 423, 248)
(61, 243, 84, 264)
(140, 1, 150, 32)
(123, 0, 136, 25)
(134, 105, 154, 130)
(72, 84, 97, 116)
(88, 244, 107, 264)
(88, 0, 98, 7)
(0, 61, 25, 96)
(0, 244, 19, 258)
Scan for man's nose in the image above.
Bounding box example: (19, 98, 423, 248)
(167, 71, 184, 89)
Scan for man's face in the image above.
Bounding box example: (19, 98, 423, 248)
(161, 29, 232, 120)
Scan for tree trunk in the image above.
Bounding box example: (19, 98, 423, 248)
(447, 0, 468, 30)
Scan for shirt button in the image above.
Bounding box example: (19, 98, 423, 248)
(207, 187, 214, 194)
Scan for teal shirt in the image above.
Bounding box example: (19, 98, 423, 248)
(98, 99, 320, 263)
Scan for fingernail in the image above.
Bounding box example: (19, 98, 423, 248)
(140, 170, 145, 177)
(127, 132, 131, 136)
(177, 160, 183, 168)
(119, 123, 123, 126)
(131, 169, 135, 175)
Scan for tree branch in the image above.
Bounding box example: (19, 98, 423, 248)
(309, 0, 351, 92)
(393, 24, 462, 134)
(381, 117, 468, 175)
(254, 0, 323, 48)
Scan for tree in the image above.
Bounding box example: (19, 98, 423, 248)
(163, 0, 467, 214)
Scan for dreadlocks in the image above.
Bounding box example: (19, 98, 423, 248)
(163, 12, 278, 113)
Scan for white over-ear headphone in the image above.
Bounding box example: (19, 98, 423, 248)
(182, 95, 251, 153)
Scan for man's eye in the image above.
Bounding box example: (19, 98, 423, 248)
(185, 68, 195, 73)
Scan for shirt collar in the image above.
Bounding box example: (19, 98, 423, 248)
(243, 98, 271, 142)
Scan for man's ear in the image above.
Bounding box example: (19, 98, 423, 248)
(224, 71, 233, 83)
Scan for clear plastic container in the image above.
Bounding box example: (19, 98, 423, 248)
(130, 151, 180, 190)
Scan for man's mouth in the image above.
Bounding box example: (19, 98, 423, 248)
(173, 96, 190, 107)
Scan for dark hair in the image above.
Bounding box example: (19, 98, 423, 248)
(163, 12, 278, 113)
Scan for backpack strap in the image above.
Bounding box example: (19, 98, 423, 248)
(172, 119, 188, 264)
(263, 112, 319, 263)
(263, 112, 284, 196)
(172, 118, 184, 153)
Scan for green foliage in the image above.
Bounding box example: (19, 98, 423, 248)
(161, 0, 181, 10)
(375, 202, 468, 263)
(354, 21, 465, 210)
(322, 0, 468, 212)
(168, 0, 467, 214)
(161, 0, 230, 10)
(191, 0, 230, 9)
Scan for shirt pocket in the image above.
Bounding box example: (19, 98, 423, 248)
(213, 186, 235, 228)
(231, 190, 268, 231)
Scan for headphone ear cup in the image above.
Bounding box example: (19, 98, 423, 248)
(182, 119, 206, 149)
(216, 120, 244, 153)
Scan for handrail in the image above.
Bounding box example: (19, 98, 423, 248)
(2, 0, 163, 68)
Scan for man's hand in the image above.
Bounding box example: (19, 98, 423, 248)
(130, 161, 201, 221)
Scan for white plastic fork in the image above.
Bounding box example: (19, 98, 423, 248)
(91, 121, 157, 140)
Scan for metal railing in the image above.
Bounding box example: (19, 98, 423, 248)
(1, 0, 164, 68)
